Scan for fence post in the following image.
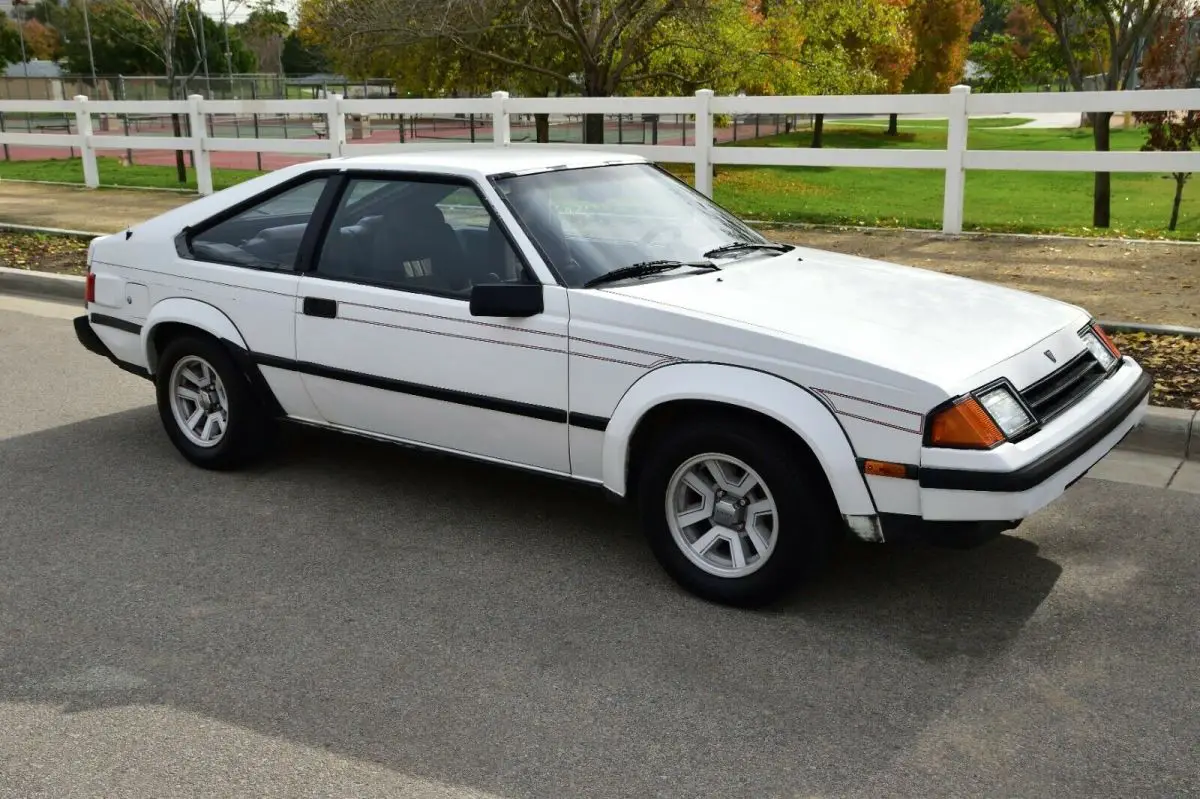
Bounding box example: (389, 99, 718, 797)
(693, 89, 714, 197)
(492, 91, 510, 146)
(942, 84, 971, 235)
(73, 95, 99, 189)
(188, 94, 212, 195)
(327, 93, 346, 158)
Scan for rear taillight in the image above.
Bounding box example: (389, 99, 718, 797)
(85, 271, 95, 305)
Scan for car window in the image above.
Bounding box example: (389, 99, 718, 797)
(314, 177, 533, 297)
(188, 177, 330, 270)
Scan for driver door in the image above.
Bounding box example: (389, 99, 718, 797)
(293, 172, 572, 474)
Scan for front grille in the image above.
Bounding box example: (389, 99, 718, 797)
(1020, 351, 1107, 423)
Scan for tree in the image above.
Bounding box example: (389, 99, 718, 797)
(298, 0, 757, 143)
(281, 29, 328, 74)
(874, 0, 918, 135)
(1134, 0, 1200, 230)
(0, 21, 23, 66)
(905, 0, 984, 91)
(237, 0, 289, 74)
(899, 0, 982, 134)
(969, 33, 1028, 91)
(21, 18, 62, 60)
(60, 0, 162, 75)
(101, 0, 209, 181)
(1033, 0, 1167, 228)
(973, 0, 1013, 38)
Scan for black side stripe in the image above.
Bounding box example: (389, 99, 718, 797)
(252, 352, 610, 431)
(568, 412, 609, 432)
(90, 313, 142, 335)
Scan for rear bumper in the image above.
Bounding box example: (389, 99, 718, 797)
(74, 314, 150, 380)
(916, 362, 1151, 522)
(74, 314, 112, 359)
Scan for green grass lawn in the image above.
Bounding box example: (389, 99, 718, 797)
(705, 119, 1195, 238)
(0, 116, 1192, 238)
(0, 156, 264, 192)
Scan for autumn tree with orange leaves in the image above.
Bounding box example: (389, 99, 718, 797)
(1134, 0, 1200, 230)
(899, 0, 982, 133)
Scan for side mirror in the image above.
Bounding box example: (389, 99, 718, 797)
(469, 282, 544, 318)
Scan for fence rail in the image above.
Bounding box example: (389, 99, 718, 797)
(1, 86, 1198, 234)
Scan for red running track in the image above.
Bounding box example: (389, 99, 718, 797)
(0, 118, 782, 173)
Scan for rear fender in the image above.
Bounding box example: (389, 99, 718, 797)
(141, 298, 248, 374)
(602, 363, 876, 517)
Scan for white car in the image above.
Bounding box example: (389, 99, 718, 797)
(74, 149, 1151, 606)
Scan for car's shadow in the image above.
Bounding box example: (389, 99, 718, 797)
(0, 408, 1064, 797)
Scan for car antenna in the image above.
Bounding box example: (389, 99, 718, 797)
(124, 228, 133, 240)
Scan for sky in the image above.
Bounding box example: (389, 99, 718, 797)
(197, 0, 299, 25)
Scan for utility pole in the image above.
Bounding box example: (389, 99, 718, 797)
(12, 0, 28, 79)
(220, 0, 235, 94)
(196, 2, 212, 96)
(82, 0, 99, 89)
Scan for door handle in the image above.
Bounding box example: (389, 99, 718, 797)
(303, 296, 337, 318)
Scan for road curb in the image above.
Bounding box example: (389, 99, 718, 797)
(0, 222, 109, 238)
(0, 265, 85, 303)
(0, 266, 1194, 461)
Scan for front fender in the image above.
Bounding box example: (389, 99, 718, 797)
(141, 297, 249, 374)
(602, 363, 876, 517)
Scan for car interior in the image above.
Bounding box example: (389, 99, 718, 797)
(186, 177, 533, 296)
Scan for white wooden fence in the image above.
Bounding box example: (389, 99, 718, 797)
(1, 86, 1199, 234)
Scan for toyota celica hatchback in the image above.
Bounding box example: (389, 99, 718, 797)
(74, 149, 1151, 606)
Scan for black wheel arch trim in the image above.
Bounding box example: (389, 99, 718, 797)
(918, 370, 1152, 493)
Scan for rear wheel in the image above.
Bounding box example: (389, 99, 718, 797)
(636, 422, 839, 607)
(155, 335, 269, 470)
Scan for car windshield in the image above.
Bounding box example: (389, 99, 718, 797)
(492, 163, 782, 289)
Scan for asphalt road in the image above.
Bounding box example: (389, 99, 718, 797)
(1, 294, 1197, 799)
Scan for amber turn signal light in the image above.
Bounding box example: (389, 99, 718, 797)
(862, 460, 912, 479)
(928, 397, 1005, 449)
(1092, 323, 1121, 357)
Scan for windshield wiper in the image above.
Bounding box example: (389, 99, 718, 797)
(702, 241, 795, 259)
(583, 260, 719, 288)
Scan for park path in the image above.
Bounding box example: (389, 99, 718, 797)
(0, 181, 192, 232)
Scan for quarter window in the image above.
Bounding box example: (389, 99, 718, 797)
(187, 177, 330, 270)
(314, 177, 532, 296)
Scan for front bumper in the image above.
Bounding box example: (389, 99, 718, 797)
(915, 360, 1151, 522)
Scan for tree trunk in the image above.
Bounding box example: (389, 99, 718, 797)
(583, 112, 605, 144)
(535, 112, 550, 143)
(1170, 173, 1187, 231)
(1091, 111, 1113, 228)
(887, 113, 898, 136)
(170, 112, 187, 184)
(810, 114, 825, 148)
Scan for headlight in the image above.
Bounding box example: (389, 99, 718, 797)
(1081, 324, 1120, 370)
(977, 385, 1035, 437)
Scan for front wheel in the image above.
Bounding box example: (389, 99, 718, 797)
(637, 423, 839, 607)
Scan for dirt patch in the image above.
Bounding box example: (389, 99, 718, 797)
(0, 182, 192, 233)
(765, 227, 1200, 328)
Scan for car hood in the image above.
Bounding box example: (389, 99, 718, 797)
(603, 247, 1089, 390)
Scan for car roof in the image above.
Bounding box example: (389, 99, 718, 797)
(323, 147, 648, 177)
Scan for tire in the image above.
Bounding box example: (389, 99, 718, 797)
(155, 334, 270, 470)
(636, 421, 839, 608)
